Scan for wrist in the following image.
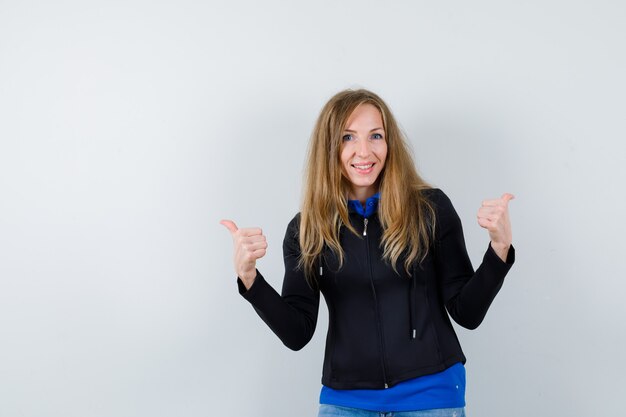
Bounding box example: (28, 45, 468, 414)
(239, 270, 257, 290)
(490, 241, 510, 252)
(490, 241, 511, 262)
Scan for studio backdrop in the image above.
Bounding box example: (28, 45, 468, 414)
(0, 1, 624, 416)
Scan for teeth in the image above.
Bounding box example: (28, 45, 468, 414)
(354, 164, 373, 169)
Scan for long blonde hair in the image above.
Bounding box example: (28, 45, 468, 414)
(299, 89, 436, 283)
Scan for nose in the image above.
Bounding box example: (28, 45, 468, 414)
(356, 138, 372, 157)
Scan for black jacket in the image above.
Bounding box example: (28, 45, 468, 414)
(237, 188, 515, 390)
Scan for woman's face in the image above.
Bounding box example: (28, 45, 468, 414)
(340, 103, 388, 202)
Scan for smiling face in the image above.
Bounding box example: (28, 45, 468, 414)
(340, 103, 388, 203)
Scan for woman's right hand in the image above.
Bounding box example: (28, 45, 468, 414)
(220, 219, 268, 290)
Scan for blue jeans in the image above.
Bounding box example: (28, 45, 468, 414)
(318, 404, 466, 417)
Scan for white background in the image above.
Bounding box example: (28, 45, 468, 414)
(1, 1, 625, 416)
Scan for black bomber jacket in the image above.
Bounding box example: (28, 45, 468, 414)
(237, 188, 515, 390)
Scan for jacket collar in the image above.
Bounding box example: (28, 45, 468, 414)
(347, 192, 380, 218)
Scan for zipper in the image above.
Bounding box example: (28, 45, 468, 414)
(363, 216, 389, 389)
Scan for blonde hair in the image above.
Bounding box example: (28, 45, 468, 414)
(299, 89, 436, 283)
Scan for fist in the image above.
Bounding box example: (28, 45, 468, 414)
(477, 193, 514, 261)
(220, 219, 268, 288)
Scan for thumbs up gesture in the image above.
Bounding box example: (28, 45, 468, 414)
(220, 219, 268, 289)
(477, 193, 514, 262)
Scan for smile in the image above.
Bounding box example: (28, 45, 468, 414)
(352, 163, 374, 173)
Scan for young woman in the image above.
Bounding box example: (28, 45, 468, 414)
(221, 89, 515, 417)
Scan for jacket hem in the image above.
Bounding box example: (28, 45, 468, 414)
(322, 356, 466, 390)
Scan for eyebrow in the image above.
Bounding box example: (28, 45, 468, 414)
(343, 128, 384, 133)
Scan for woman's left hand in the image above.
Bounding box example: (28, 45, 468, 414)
(477, 193, 514, 262)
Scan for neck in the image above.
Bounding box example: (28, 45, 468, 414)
(348, 189, 378, 204)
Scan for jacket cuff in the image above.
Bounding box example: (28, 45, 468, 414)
(485, 242, 515, 270)
(237, 269, 266, 300)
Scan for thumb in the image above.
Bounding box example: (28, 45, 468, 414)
(501, 193, 515, 204)
(220, 219, 239, 235)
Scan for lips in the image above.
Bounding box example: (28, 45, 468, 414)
(352, 163, 374, 174)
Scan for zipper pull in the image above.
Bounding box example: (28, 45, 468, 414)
(363, 218, 368, 236)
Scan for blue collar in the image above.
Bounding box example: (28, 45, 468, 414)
(347, 192, 380, 218)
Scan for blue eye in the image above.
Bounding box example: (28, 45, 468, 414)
(372, 133, 383, 140)
(342, 134, 353, 141)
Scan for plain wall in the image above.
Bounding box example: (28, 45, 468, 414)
(1, 1, 625, 416)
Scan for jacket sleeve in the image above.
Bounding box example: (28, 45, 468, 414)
(236, 214, 320, 350)
(430, 188, 515, 330)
